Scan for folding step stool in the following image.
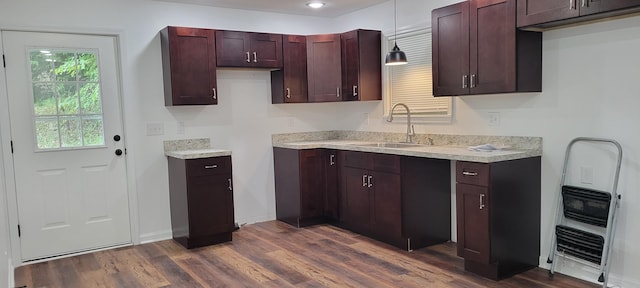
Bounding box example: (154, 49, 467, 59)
(547, 137, 622, 288)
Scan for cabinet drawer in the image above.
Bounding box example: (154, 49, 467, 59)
(342, 151, 369, 169)
(186, 156, 232, 176)
(456, 161, 489, 187)
(371, 153, 400, 174)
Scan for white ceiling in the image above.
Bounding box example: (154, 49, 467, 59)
(154, 0, 389, 18)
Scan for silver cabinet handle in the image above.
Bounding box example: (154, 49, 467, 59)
(480, 194, 486, 210)
(245, 51, 251, 63)
(362, 174, 367, 187)
(569, 0, 576, 9)
(462, 171, 478, 176)
(253, 52, 257, 63)
(330, 154, 335, 166)
(462, 75, 468, 88)
(204, 165, 218, 169)
(228, 178, 232, 191)
(353, 85, 358, 96)
(212, 88, 217, 100)
(581, 0, 587, 7)
(470, 74, 477, 88)
(368, 175, 373, 188)
(286, 88, 291, 98)
(337, 87, 340, 98)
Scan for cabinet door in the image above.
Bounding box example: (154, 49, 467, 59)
(341, 30, 360, 101)
(307, 34, 342, 102)
(187, 174, 234, 237)
(432, 2, 470, 96)
(341, 30, 382, 102)
(275, 35, 307, 103)
(516, 0, 580, 27)
(324, 150, 339, 220)
(299, 150, 326, 219)
(370, 171, 402, 238)
(161, 26, 217, 105)
(470, 0, 516, 94)
(341, 166, 371, 229)
(456, 183, 490, 264)
(249, 33, 283, 68)
(215, 30, 251, 67)
(601, 0, 640, 11)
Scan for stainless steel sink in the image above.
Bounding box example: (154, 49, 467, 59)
(353, 142, 426, 148)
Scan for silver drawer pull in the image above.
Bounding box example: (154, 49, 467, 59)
(204, 165, 218, 169)
(253, 52, 257, 63)
(362, 174, 367, 187)
(245, 51, 251, 63)
(368, 175, 373, 188)
(462, 171, 478, 176)
(228, 178, 232, 191)
(480, 194, 486, 210)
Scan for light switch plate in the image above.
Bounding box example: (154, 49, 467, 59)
(146, 122, 164, 136)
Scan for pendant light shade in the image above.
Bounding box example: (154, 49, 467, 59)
(385, 42, 407, 65)
(385, 0, 407, 66)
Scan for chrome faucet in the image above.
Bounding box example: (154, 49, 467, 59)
(387, 103, 415, 143)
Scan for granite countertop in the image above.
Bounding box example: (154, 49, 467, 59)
(272, 131, 542, 163)
(164, 138, 231, 160)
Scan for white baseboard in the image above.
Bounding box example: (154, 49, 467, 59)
(539, 256, 638, 287)
(139, 230, 172, 244)
(7, 258, 14, 288)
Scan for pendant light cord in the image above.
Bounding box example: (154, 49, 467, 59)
(393, 0, 398, 43)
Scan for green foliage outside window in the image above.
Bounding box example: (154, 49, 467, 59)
(30, 49, 104, 149)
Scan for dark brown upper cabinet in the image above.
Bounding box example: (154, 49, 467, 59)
(306, 34, 342, 102)
(271, 35, 308, 104)
(341, 29, 382, 101)
(517, 0, 640, 29)
(160, 26, 218, 106)
(215, 30, 283, 68)
(432, 0, 542, 96)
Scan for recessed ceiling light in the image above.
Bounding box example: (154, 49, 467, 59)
(306, 2, 325, 9)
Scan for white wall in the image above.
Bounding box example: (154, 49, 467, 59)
(1, 0, 639, 286)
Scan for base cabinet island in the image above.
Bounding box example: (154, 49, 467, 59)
(272, 131, 542, 280)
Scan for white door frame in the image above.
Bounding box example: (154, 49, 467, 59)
(0, 27, 140, 267)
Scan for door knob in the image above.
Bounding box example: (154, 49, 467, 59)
(113, 135, 121, 142)
(115, 149, 123, 156)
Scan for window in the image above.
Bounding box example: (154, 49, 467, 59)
(385, 27, 452, 122)
(29, 48, 105, 150)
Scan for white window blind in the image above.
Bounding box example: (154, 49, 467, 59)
(387, 27, 452, 121)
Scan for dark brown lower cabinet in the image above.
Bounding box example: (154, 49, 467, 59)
(273, 148, 337, 227)
(456, 158, 541, 280)
(168, 156, 235, 249)
(339, 151, 451, 251)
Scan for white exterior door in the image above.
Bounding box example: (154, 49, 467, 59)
(2, 31, 131, 261)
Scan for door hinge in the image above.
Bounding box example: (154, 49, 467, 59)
(17, 225, 21, 237)
(10, 140, 14, 154)
(2, 54, 5, 68)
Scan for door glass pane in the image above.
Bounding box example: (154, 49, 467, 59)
(57, 83, 79, 115)
(82, 116, 104, 146)
(30, 50, 54, 81)
(77, 52, 99, 81)
(60, 116, 82, 147)
(32, 83, 57, 116)
(35, 117, 60, 149)
(29, 48, 105, 150)
(80, 83, 101, 114)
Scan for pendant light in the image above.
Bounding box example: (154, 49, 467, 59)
(385, 0, 407, 66)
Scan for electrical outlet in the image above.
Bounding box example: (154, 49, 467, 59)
(488, 112, 500, 126)
(146, 123, 164, 136)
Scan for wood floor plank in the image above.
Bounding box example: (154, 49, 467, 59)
(14, 221, 598, 288)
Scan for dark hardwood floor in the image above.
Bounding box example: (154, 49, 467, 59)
(14, 221, 597, 287)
